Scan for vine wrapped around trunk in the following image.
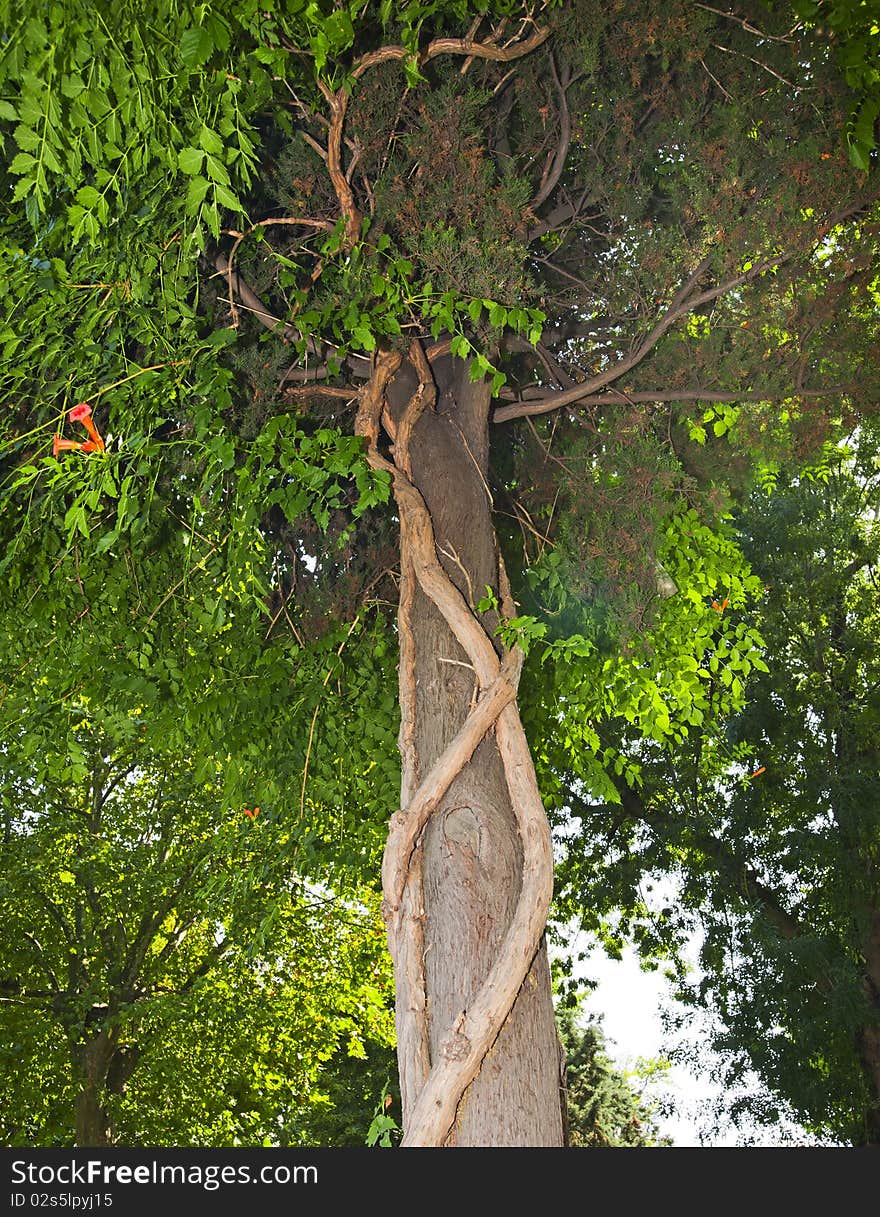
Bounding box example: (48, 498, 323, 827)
(356, 346, 559, 1146)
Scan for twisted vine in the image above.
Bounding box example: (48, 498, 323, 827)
(355, 346, 554, 1147)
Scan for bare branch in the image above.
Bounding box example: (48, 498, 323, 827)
(694, 3, 800, 42)
(284, 385, 359, 400)
(495, 385, 854, 421)
(351, 24, 550, 81)
(527, 189, 592, 243)
(317, 80, 362, 250)
(530, 54, 572, 209)
(505, 183, 880, 421)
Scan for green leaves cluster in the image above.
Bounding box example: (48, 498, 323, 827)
(794, 0, 880, 169)
(0, 750, 396, 1146)
(0, 3, 267, 247)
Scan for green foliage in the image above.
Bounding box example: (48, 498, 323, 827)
(793, 0, 880, 169)
(555, 423, 880, 1144)
(557, 1007, 672, 1146)
(1, 0, 878, 1147)
(365, 1085, 402, 1146)
(0, 745, 396, 1145)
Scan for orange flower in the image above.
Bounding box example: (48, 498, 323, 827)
(711, 597, 729, 613)
(243, 807, 260, 820)
(69, 401, 105, 451)
(750, 766, 766, 778)
(53, 435, 84, 457)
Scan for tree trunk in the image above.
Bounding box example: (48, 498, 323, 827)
(74, 1028, 116, 1147)
(366, 351, 564, 1146)
(857, 907, 880, 1145)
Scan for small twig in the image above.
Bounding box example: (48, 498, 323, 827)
(145, 533, 229, 625)
(699, 57, 734, 103)
(695, 3, 799, 42)
(438, 542, 475, 606)
(437, 656, 477, 672)
(712, 42, 801, 89)
(450, 420, 494, 508)
(531, 53, 571, 209)
(219, 217, 332, 330)
(298, 130, 328, 160)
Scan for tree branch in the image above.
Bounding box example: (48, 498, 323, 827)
(494, 385, 856, 421)
(495, 223, 865, 423)
(530, 54, 571, 209)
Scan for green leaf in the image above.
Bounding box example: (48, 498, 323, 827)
(213, 182, 242, 212)
(205, 154, 230, 184)
(199, 125, 224, 156)
(180, 26, 214, 69)
(13, 124, 39, 151)
(75, 185, 102, 208)
(185, 175, 211, 212)
(8, 151, 36, 174)
(178, 146, 205, 175)
(352, 326, 376, 351)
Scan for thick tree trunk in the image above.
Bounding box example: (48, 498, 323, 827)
(74, 1029, 116, 1147)
(374, 353, 564, 1146)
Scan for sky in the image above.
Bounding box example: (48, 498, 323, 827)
(578, 944, 737, 1146)
(574, 943, 819, 1147)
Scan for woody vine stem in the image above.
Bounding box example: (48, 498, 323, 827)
(355, 347, 554, 1147)
(217, 17, 558, 1146)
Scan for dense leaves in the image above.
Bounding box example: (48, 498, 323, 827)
(0, 745, 395, 1145)
(555, 422, 880, 1143)
(2, 0, 879, 1144)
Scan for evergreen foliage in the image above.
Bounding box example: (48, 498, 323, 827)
(1, 0, 878, 1144)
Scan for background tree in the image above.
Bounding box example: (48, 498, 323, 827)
(0, 736, 395, 1146)
(557, 1008, 672, 1146)
(2, 0, 878, 1145)
(556, 420, 880, 1145)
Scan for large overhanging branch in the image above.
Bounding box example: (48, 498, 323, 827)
(494, 251, 792, 423)
(494, 385, 856, 421)
(355, 346, 554, 1147)
(510, 185, 880, 422)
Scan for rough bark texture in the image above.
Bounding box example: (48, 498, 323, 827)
(372, 353, 564, 1146)
(74, 1029, 115, 1147)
